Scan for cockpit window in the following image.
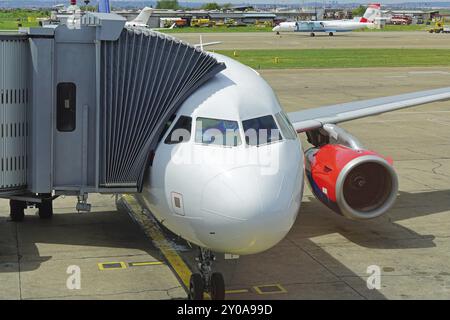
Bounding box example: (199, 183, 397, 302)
(164, 115, 192, 145)
(243, 115, 282, 146)
(158, 114, 176, 142)
(275, 112, 298, 140)
(195, 117, 241, 147)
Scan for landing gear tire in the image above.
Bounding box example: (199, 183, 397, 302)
(210, 272, 225, 300)
(189, 273, 204, 300)
(10, 200, 25, 222)
(329, 32, 334, 36)
(276, 31, 280, 35)
(188, 248, 226, 300)
(37, 199, 53, 219)
(310, 32, 315, 37)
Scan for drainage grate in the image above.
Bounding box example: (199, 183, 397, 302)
(98, 262, 127, 270)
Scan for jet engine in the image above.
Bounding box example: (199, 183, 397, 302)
(304, 124, 398, 220)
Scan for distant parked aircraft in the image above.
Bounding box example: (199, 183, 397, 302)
(125, 7, 153, 28)
(272, 3, 381, 36)
(124, 7, 180, 30)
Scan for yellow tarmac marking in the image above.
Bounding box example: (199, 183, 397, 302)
(129, 261, 164, 267)
(253, 284, 287, 295)
(122, 195, 192, 289)
(225, 289, 249, 294)
(121, 195, 287, 298)
(98, 262, 127, 271)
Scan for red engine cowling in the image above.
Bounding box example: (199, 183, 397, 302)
(305, 144, 398, 220)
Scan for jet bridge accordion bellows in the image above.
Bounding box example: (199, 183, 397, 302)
(0, 36, 29, 194)
(99, 28, 225, 191)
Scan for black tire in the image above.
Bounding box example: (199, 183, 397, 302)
(189, 273, 204, 300)
(210, 272, 225, 300)
(37, 199, 53, 219)
(329, 32, 334, 36)
(10, 200, 25, 222)
(310, 32, 315, 37)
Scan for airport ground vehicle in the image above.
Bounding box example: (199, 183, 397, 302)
(428, 20, 450, 33)
(255, 19, 273, 28)
(390, 15, 412, 25)
(191, 18, 214, 27)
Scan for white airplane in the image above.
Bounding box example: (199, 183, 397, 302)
(125, 7, 179, 30)
(272, 3, 381, 36)
(128, 51, 450, 299)
(125, 6, 155, 28)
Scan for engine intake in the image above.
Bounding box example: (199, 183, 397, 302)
(304, 126, 398, 220)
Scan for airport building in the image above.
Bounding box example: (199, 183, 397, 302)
(382, 9, 440, 24)
(113, 7, 444, 27)
(113, 8, 320, 27)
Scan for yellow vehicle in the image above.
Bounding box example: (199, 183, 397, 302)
(428, 19, 450, 33)
(191, 18, 214, 27)
(255, 20, 273, 28)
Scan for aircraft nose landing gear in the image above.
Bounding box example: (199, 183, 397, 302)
(188, 248, 225, 300)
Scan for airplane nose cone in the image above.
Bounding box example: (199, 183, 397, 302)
(199, 162, 302, 255)
(272, 26, 280, 32)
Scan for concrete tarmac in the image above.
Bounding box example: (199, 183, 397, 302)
(171, 31, 450, 50)
(1, 66, 449, 299)
(0, 195, 186, 299)
(207, 66, 450, 299)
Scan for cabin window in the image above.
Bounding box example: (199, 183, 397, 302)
(275, 112, 297, 140)
(164, 115, 192, 144)
(243, 115, 282, 146)
(56, 82, 76, 132)
(195, 117, 241, 147)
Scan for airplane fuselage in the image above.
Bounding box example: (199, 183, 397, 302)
(273, 20, 373, 33)
(125, 22, 149, 28)
(137, 54, 304, 255)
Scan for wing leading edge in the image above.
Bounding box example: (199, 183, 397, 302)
(287, 87, 450, 133)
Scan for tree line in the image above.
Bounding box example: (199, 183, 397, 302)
(156, 1, 233, 10)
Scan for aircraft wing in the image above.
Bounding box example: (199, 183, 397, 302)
(287, 87, 450, 132)
(194, 41, 222, 49)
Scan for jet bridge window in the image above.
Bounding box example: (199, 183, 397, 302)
(164, 115, 192, 144)
(195, 117, 241, 147)
(243, 115, 282, 146)
(56, 82, 76, 132)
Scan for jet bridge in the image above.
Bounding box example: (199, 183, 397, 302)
(0, 12, 225, 211)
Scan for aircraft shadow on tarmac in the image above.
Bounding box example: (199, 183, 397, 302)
(297, 189, 449, 250)
(0, 189, 448, 299)
(0, 207, 164, 273)
(205, 189, 449, 299)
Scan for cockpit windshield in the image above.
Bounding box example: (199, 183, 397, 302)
(195, 117, 241, 147)
(275, 112, 298, 140)
(242, 115, 282, 146)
